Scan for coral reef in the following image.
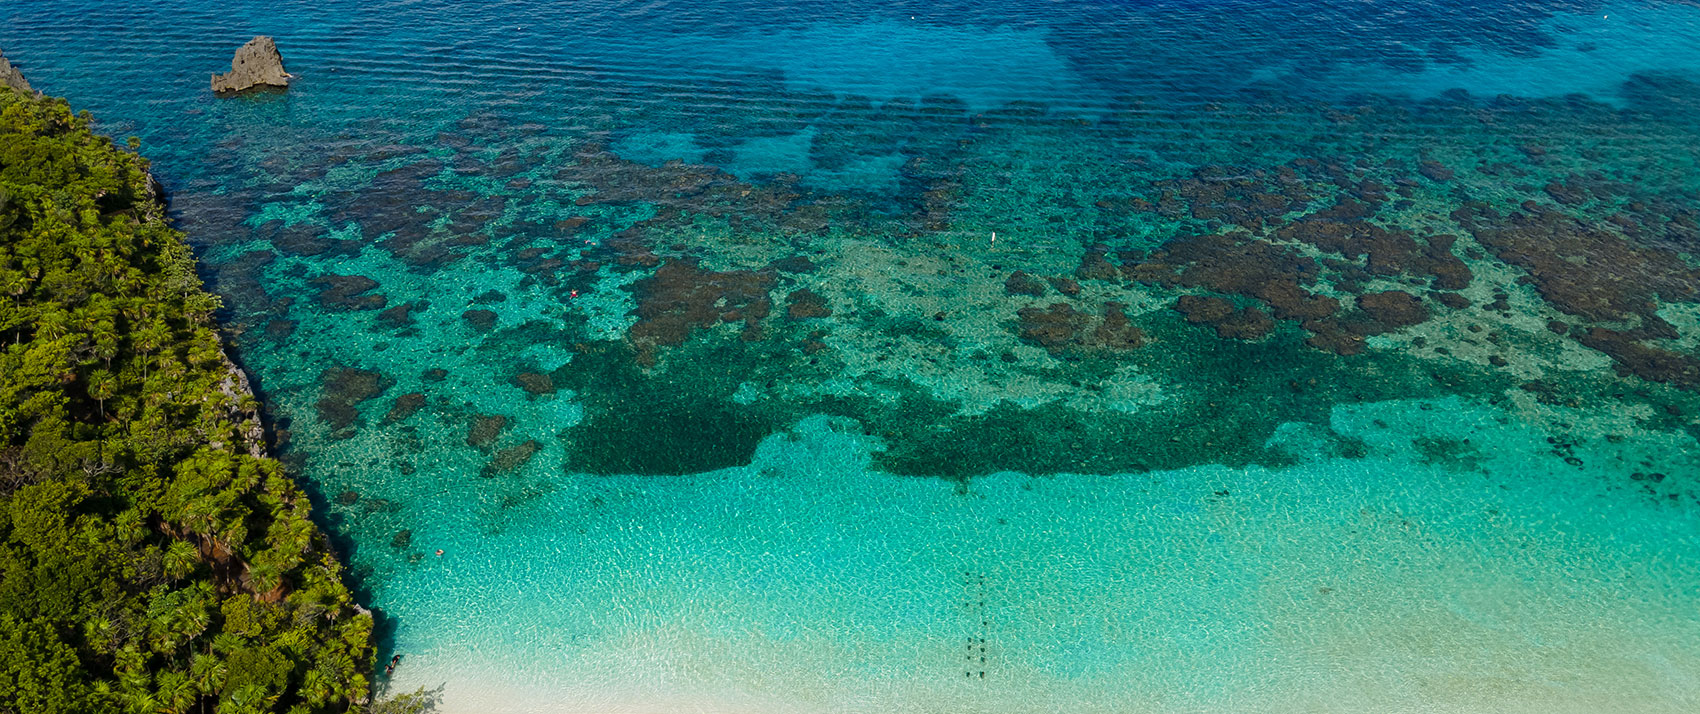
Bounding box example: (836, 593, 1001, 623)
(316, 367, 394, 430)
(785, 288, 832, 319)
(627, 260, 775, 365)
(467, 414, 509, 449)
(1015, 302, 1144, 355)
(310, 274, 387, 311)
(483, 440, 541, 477)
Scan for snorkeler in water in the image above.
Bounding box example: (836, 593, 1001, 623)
(384, 654, 402, 676)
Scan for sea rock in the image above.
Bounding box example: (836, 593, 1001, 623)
(211, 36, 290, 94)
(1, 48, 34, 95)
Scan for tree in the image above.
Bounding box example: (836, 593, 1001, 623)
(89, 369, 116, 418)
(161, 540, 198, 581)
(0, 86, 373, 713)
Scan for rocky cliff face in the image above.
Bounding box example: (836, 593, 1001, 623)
(1, 48, 34, 94)
(211, 36, 290, 94)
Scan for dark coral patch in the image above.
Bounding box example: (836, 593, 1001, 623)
(1275, 203, 1471, 291)
(554, 216, 589, 236)
(785, 288, 832, 320)
(1433, 292, 1471, 310)
(263, 221, 360, 258)
(1016, 303, 1088, 352)
(462, 309, 498, 332)
(556, 144, 812, 228)
(1004, 271, 1047, 297)
(263, 319, 297, 342)
(1577, 328, 1700, 390)
(310, 274, 387, 311)
(1091, 303, 1146, 351)
(1356, 290, 1430, 330)
(467, 414, 508, 449)
(1304, 323, 1368, 356)
(377, 301, 423, 330)
(483, 440, 540, 477)
(1418, 160, 1454, 182)
(1154, 164, 1310, 231)
(770, 255, 819, 273)
(1174, 295, 1273, 340)
(384, 393, 427, 423)
(1457, 203, 1697, 324)
(1127, 233, 1340, 323)
(316, 367, 394, 430)
(514, 372, 556, 395)
(627, 260, 775, 365)
(1048, 277, 1083, 297)
(1074, 247, 1120, 281)
(1453, 201, 1700, 390)
(1016, 302, 1144, 355)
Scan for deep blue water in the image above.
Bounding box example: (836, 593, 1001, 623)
(5, 1, 1700, 711)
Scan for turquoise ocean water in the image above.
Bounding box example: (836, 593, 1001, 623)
(4, 0, 1700, 710)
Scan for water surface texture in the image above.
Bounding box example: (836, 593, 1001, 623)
(6, 0, 1700, 711)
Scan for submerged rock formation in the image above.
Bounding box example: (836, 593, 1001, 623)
(1, 48, 34, 94)
(211, 36, 290, 94)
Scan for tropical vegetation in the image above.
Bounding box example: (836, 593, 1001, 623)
(0, 85, 374, 712)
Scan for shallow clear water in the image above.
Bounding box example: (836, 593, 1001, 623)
(5, 0, 1700, 710)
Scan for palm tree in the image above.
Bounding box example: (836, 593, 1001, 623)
(188, 652, 227, 696)
(298, 667, 335, 707)
(85, 616, 119, 654)
(154, 670, 198, 714)
(92, 319, 120, 368)
(36, 307, 71, 340)
(175, 586, 213, 644)
(134, 320, 169, 379)
(89, 369, 117, 418)
(113, 648, 156, 714)
(188, 653, 227, 714)
(162, 540, 199, 581)
(117, 688, 159, 714)
(224, 684, 276, 714)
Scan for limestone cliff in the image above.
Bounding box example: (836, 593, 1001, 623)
(0, 48, 35, 95)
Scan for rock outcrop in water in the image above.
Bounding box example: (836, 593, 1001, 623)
(211, 36, 290, 94)
(0, 48, 34, 95)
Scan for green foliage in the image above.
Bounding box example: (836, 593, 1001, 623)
(0, 86, 374, 712)
(367, 688, 440, 714)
